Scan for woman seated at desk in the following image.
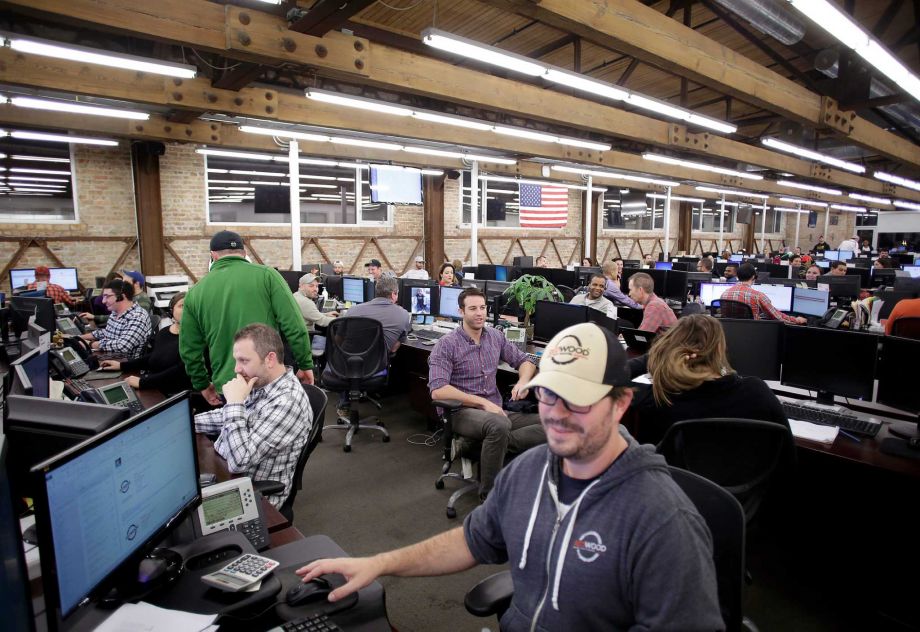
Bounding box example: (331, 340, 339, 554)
(100, 292, 192, 395)
(631, 314, 789, 444)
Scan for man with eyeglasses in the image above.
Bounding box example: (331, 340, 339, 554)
(80, 279, 151, 359)
(296, 322, 721, 630)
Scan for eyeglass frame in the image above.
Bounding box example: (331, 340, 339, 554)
(533, 386, 611, 414)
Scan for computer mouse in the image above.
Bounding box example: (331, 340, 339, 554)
(286, 577, 333, 606)
(908, 436, 920, 450)
(138, 557, 168, 584)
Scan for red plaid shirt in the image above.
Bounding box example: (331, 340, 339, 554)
(639, 294, 677, 333)
(27, 282, 74, 305)
(719, 283, 798, 323)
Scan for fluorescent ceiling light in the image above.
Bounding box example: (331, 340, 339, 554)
(771, 207, 809, 214)
(10, 187, 64, 193)
(10, 130, 118, 146)
(776, 179, 842, 196)
(412, 111, 492, 131)
(239, 125, 329, 143)
(647, 193, 706, 203)
(421, 28, 545, 76)
(874, 171, 920, 192)
(761, 137, 865, 173)
(421, 169, 445, 175)
(11, 155, 70, 163)
(9, 96, 148, 120)
(695, 185, 770, 199)
(642, 153, 762, 180)
(6, 34, 196, 78)
(778, 197, 828, 208)
(306, 89, 412, 116)
(830, 204, 866, 212)
(493, 125, 558, 143)
(10, 167, 71, 175)
(787, 0, 920, 103)
(402, 146, 516, 164)
(848, 192, 891, 206)
(330, 137, 402, 150)
(551, 165, 680, 187)
(479, 174, 602, 192)
(197, 148, 276, 161)
(543, 68, 628, 101)
(6, 176, 70, 183)
(893, 200, 920, 211)
(228, 170, 285, 177)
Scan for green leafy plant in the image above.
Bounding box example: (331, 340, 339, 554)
(502, 274, 562, 328)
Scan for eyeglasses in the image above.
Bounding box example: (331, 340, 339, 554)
(534, 386, 601, 414)
(101, 293, 116, 300)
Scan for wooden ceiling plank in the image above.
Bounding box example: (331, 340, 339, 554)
(289, 0, 379, 37)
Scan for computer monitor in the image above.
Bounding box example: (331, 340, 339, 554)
(476, 264, 496, 281)
(791, 287, 830, 317)
(401, 283, 437, 315)
(323, 274, 343, 300)
(720, 318, 783, 381)
(815, 260, 830, 269)
(871, 268, 897, 287)
(342, 276, 366, 304)
(823, 250, 840, 261)
(437, 285, 464, 320)
(729, 254, 743, 263)
(10, 267, 79, 292)
(9, 296, 55, 335)
(11, 347, 49, 399)
(902, 265, 920, 279)
(781, 327, 878, 405)
(512, 256, 533, 267)
(460, 278, 480, 289)
(620, 268, 667, 294)
(574, 266, 602, 287)
(30, 394, 199, 628)
(4, 395, 130, 504)
(699, 282, 733, 307)
(664, 270, 689, 301)
(817, 274, 861, 299)
(754, 284, 793, 312)
(838, 250, 854, 261)
(494, 265, 510, 282)
(533, 301, 589, 342)
(654, 261, 673, 270)
(275, 269, 302, 294)
(0, 436, 35, 632)
(876, 336, 920, 440)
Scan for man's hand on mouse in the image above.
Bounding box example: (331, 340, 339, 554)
(296, 557, 383, 602)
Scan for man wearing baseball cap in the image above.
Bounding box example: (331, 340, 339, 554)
(180, 230, 315, 406)
(26, 265, 74, 306)
(121, 270, 152, 315)
(297, 322, 722, 629)
(400, 255, 429, 280)
(366, 258, 384, 282)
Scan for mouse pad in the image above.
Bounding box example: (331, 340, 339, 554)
(274, 563, 358, 622)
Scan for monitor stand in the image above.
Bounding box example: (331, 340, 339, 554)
(815, 390, 837, 407)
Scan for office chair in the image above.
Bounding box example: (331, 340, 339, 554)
(715, 299, 754, 319)
(321, 317, 390, 452)
(555, 284, 576, 302)
(253, 383, 326, 522)
(656, 418, 794, 526)
(464, 465, 752, 631)
(891, 317, 920, 340)
(432, 399, 480, 519)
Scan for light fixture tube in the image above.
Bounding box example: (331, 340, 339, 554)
(493, 125, 559, 143)
(874, 171, 920, 192)
(10, 96, 149, 120)
(893, 200, 920, 211)
(305, 89, 413, 116)
(10, 167, 71, 175)
(10, 131, 117, 146)
(778, 197, 828, 207)
(761, 137, 865, 173)
(239, 125, 330, 143)
(412, 111, 492, 131)
(848, 192, 891, 206)
(695, 185, 770, 199)
(543, 68, 628, 101)
(776, 179, 842, 196)
(420, 28, 546, 76)
(551, 165, 680, 187)
(197, 148, 276, 161)
(830, 204, 867, 212)
(12, 155, 70, 163)
(642, 153, 762, 180)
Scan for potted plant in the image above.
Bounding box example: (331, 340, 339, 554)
(502, 274, 563, 334)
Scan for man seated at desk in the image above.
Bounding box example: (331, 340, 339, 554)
(298, 322, 721, 630)
(25, 264, 75, 306)
(194, 323, 312, 509)
(428, 287, 545, 500)
(80, 279, 151, 359)
(627, 272, 677, 333)
(569, 273, 615, 318)
(294, 273, 338, 334)
(720, 264, 806, 324)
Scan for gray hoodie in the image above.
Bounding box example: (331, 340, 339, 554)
(464, 427, 724, 631)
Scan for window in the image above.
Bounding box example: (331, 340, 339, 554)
(205, 154, 391, 226)
(692, 203, 735, 232)
(752, 207, 782, 233)
(601, 188, 661, 231)
(0, 137, 78, 223)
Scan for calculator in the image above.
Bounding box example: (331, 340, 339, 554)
(201, 553, 279, 592)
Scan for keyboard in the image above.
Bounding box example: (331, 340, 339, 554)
(781, 401, 881, 437)
(67, 377, 92, 393)
(414, 328, 446, 340)
(274, 613, 343, 632)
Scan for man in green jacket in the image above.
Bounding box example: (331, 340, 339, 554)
(180, 230, 314, 405)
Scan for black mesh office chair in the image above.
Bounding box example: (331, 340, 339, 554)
(716, 299, 754, 319)
(465, 465, 752, 631)
(656, 418, 794, 526)
(432, 399, 480, 519)
(254, 383, 326, 521)
(891, 317, 920, 340)
(555, 285, 576, 302)
(320, 317, 390, 452)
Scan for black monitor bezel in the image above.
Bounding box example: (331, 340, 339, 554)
(0, 436, 36, 632)
(876, 335, 920, 414)
(720, 318, 783, 381)
(532, 300, 589, 342)
(341, 275, 367, 304)
(780, 327, 878, 401)
(30, 393, 200, 628)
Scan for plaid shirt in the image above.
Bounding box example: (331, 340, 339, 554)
(638, 294, 677, 333)
(428, 326, 530, 408)
(91, 302, 151, 359)
(720, 283, 799, 323)
(27, 282, 74, 305)
(194, 369, 312, 508)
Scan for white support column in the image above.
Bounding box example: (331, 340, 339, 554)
(823, 207, 830, 241)
(759, 199, 767, 254)
(288, 140, 302, 272)
(470, 161, 479, 266)
(794, 205, 801, 249)
(585, 175, 594, 262)
(718, 194, 726, 252)
(662, 186, 672, 260)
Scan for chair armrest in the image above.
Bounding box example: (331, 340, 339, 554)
(251, 479, 285, 497)
(464, 570, 514, 618)
(432, 399, 463, 412)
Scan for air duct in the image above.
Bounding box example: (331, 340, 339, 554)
(711, 0, 806, 45)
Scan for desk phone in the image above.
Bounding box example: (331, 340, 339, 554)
(50, 346, 90, 377)
(56, 316, 84, 336)
(194, 477, 271, 551)
(83, 380, 145, 415)
(504, 326, 526, 351)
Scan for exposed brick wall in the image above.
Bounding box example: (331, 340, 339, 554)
(783, 209, 857, 252)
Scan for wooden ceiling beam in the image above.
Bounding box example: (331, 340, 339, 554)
(289, 0, 378, 37)
(479, 0, 919, 168)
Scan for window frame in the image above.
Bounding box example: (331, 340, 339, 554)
(0, 144, 81, 225)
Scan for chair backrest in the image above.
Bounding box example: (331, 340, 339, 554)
(891, 317, 920, 340)
(680, 302, 706, 317)
(656, 418, 794, 525)
(322, 317, 389, 382)
(556, 284, 576, 302)
(716, 299, 754, 319)
(279, 383, 327, 516)
(669, 466, 745, 632)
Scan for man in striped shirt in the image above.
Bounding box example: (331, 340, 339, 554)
(428, 288, 545, 499)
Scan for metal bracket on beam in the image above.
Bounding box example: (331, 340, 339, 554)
(880, 182, 897, 197)
(718, 175, 744, 187)
(819, 96, 855, 135)
(670, 125, 710, 152)
(130, 119, 221, 144)
(167, 78, 280, 119)
(809, 163, 833, 181)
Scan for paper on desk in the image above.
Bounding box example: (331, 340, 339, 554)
(789, 419, 839, 444)
(93, 602, 217, 632)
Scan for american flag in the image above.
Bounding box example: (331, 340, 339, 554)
(518, 183, 568, 228)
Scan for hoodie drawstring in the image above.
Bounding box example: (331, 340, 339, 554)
(518, 462, 548, 570)
(550, 479, 601, 610)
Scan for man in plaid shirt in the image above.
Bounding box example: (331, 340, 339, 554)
(194, 323, 312, 509)
(80, 279, 151, 359)
(26, 265, 74, 306)
(720, 264, 806, 324)
(627, 272, 677, 333)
